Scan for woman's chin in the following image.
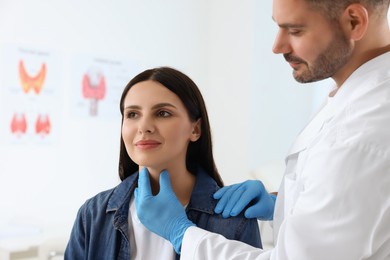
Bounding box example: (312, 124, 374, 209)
(138, 165, 165, 175)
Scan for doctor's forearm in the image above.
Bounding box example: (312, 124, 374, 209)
(181, 226, 270, 260)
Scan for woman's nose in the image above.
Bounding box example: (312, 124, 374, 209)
(138, 116, 155, 134)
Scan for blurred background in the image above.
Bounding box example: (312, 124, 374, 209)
(1, 0, 376, 259)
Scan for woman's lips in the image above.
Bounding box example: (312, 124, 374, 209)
(135, 140, 161, 150)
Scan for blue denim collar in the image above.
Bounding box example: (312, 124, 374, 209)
(106, 173, 137, 213)
(106, 166, 220, 215)
(186, 167, 219, 214)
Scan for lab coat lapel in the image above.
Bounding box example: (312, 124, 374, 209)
(273, 100, 331, 243)
(273, 76, 364, 243)
(287, 99, 330, 157)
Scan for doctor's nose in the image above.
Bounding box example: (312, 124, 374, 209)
(137, 117, 155, 134)
(272, 30, 291, 54)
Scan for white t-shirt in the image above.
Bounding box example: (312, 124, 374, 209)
(128, 197, 176, 260)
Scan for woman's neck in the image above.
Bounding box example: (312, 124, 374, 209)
(145, 166, 196, 206)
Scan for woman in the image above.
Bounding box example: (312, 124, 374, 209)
(65, 67, 261, 259)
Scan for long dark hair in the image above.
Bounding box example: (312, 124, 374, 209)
(118, 67, 223, 187)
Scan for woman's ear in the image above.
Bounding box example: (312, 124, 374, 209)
(341, 3, 368, 41)
(190, 119, 201, 142)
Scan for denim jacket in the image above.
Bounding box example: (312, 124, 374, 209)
(65, 167, 262, 259)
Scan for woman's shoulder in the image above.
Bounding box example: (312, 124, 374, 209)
(80, 175, 137, 214)
(78, 186, 117, 216)
(85, 187, 116, 205)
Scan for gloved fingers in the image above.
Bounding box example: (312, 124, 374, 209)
(220, 185, 246, 218)
(137, 167, 153, 199)
(214, 184, 240, 215)
(158, 169, 174, 195)
(213, 185, 232, 199)
(216, 180, 267, 218)
(230, 186, 259, 216)
(244, 196, 274, 220)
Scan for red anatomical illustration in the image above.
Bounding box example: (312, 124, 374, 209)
(19, 60, 47, 94)
(82, 72, 106, 116)
(35, 114, 51, 136)
(10, 113, 27, 136)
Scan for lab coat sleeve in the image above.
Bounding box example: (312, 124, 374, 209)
(181, 226, 272, 260)
(180, 140, 390, 260)
(273, 138, 390, 259)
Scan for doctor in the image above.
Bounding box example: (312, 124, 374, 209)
(135, 0, 390, 259)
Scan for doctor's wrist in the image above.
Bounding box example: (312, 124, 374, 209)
(171, 219, 196, 254)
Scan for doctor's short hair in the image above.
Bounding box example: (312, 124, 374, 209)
(118, 66, 223, 187)
(305, 0, 390, 20)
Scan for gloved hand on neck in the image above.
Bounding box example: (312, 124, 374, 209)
(134, 167, 195, 254)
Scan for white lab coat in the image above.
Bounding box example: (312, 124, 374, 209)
(180, 52, 390, 260)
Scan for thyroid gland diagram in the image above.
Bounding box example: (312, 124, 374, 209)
(10, 113, 27, 136)
(82, 71, 106, 116)
(35, 114, 51, 136)
(10, 113, 51, 137)
(19, 59, 47, 94)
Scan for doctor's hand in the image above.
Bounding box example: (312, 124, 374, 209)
(134, 168, 195, 254)
(214, 180, 276, 220)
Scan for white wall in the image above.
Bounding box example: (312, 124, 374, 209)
(251, 0, 312, 169)
(206, 0, 256, 185)
(0, 0, 319, 253)
(0, 0, 212, 244)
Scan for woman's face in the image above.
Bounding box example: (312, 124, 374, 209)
(121, 80, 200, 171)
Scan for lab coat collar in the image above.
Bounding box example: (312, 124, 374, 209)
(286, 51, 390, 158)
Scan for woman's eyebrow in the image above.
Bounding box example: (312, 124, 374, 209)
(124, 105, 141, 110)
(152, 103, 177, 110)
(124, 103, 177, 110)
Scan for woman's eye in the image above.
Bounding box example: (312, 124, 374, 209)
(157, 110, 171, 117)
(126, 111, 138, 119)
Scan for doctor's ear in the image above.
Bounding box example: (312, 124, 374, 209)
(340, 3, 368, 41)
(190, 119, 201, 142)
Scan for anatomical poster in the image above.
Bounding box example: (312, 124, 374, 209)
(70, 54, 139, 119)
(0, 44, 62, 145)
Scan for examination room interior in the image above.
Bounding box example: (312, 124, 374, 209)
(2, 0, 386, 259)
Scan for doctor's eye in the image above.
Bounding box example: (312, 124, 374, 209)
(288, 29, 303, 36)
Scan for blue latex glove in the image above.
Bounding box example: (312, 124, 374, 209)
(214, 180, 276, 220)
(134, 168, 195, 254)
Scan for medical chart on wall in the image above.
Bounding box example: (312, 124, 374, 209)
(70, 54, 139, 119)
(0, 44, 62, 145)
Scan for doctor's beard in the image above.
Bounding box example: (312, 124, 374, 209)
(285, 29, 353, 84)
